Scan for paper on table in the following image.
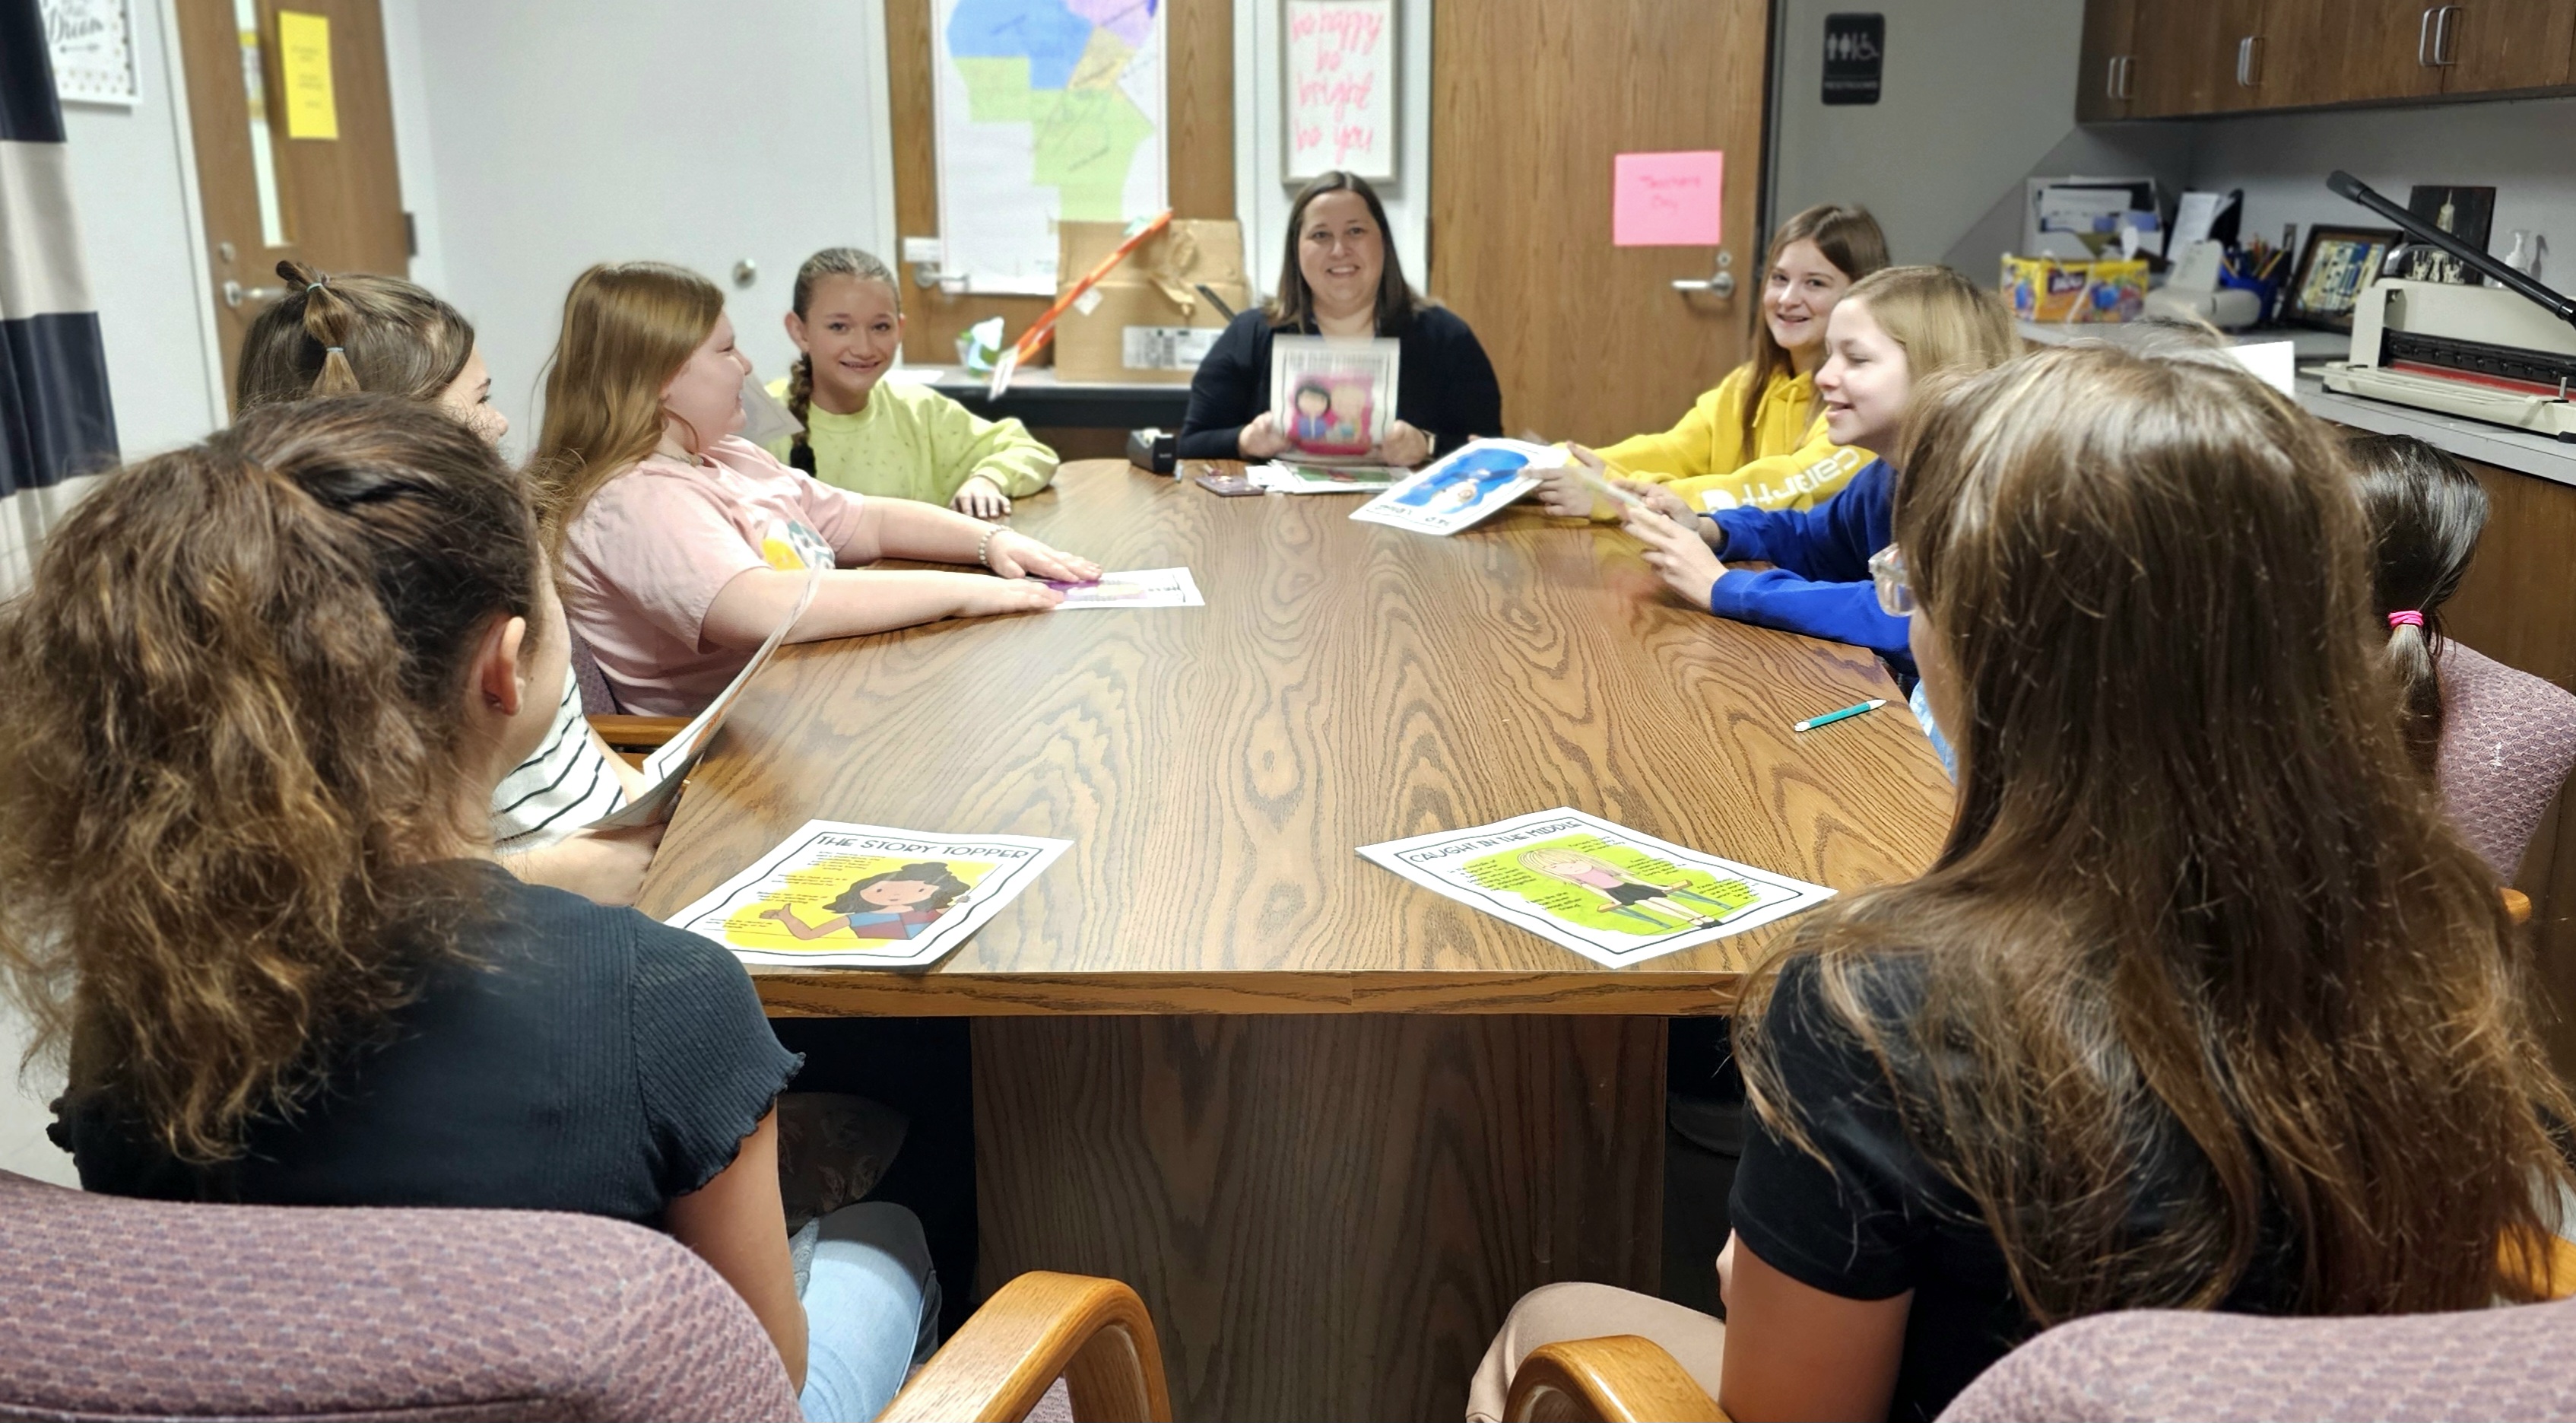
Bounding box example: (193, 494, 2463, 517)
(2225, 339, 2296, 396)
(1045, 567, 1205, 608)
(665, 819, 1071, 970)
(1349, 438, 1562, 537)
(1613, 150, 1724, 248)
(589, 523, 830, 829)
(1358, 808, 1835, 968)
(1247, 462, 1404, 494)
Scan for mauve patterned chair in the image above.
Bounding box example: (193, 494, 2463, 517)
(2437, 642, 2576, 878)
(0, 1167, 801, 1422)
(1934, 1298, 2576, 1423)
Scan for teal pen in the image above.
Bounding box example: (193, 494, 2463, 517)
(1793, 698, 1887, 733)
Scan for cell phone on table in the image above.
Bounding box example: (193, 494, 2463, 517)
(1193, 469, 1262, 497)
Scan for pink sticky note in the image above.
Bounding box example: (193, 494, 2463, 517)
(1613, 151, 1725, 247)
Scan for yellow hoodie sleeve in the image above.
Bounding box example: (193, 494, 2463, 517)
(915, 387, 1061, 500)
(1594, 367, 1756, 488)
(1664, 413, 1873, 513)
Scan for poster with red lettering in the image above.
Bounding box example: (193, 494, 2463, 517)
(1284, 0, 1397, 183)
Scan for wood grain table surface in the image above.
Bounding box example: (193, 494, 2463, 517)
(636, 459, 1953, 1018)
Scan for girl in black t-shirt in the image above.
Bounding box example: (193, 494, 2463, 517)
(1470, 346, 2576, 1422)
(0, 396, 932, 1421)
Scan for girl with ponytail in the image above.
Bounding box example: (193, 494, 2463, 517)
(2, 395, 939, 1422)
(234, 262, 655, 906)
(767, 246, 1058, 518)
(2349, 432, 2576, 875)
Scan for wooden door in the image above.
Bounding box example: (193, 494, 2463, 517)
(2078, 0, 2143, 121)
(1429, 0, 1768, 443)
(883, 0, 1234, 369)
(2441, 0, 2576, 93)
(173, 0, 408, 402)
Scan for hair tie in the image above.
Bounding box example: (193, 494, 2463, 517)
(324, 345, 345, 354)
(306, 281, 326, 294)
(2388, 609, 2425, 630)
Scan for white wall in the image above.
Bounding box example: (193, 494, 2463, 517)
(392, 0, 899, 455)
(2185, 97, 2576, 281)
(1232, 0, 1435, 300)
(57, 0, 226, 457)
(1769, 0, 2090, 265)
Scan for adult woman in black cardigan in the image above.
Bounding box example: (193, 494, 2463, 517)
(1179, 172, 1501, 465)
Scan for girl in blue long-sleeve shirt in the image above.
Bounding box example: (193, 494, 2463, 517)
(1604, 266, 2021, 679)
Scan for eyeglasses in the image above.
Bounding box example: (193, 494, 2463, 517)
(1870, 545, 1915, 618)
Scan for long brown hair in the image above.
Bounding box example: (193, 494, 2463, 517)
(235, 260, 476, 411)
(783, 247, 900, 475)
(2349, 432, 2489, 773)
(1739, 204, 1889, 451)
(1740, 346, 2571, 1326)
(529, 261, 725, 526)
(0, 395, 544, 1164)
(1264, 170, 1422, 333)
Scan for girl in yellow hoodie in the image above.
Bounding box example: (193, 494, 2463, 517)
(1537, 205, 1888, 517)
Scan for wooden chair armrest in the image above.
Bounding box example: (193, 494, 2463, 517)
(876, 1271, 1172, 1423)
(2505, 887, 2532, 926)
(1505, 1335, 1727, 1423)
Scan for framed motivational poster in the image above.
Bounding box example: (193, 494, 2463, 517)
(1283, 0, 1398, 184)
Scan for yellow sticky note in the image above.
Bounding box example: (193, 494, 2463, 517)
(276, 11, 338, 141)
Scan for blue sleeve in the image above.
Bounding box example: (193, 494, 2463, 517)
(1178, 313, 1265, 459)
(1708, 569, 1915, 671)
(1707, 465, 1886, 582)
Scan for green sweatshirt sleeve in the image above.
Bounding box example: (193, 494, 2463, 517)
(918, 389, 1061, 499)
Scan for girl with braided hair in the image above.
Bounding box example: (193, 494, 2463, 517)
(766, 247, 1058, 519)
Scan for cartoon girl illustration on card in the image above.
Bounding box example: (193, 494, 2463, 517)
(1515, 847, 1737, 932)
(1290, 381, 1337, 444)
(1394, 446, 1528, 510)
(762, 861, 972, 942)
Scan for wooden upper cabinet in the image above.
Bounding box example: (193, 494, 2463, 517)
(2078, 0, 2142, 121)
(2438, 0, 2576, 92)
(2080, 0, 2575, 116)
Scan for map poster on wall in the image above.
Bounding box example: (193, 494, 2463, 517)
(1283, 0, 1397, 183)
(935, 0, 1170, 296)
(40, 0, 138, 107)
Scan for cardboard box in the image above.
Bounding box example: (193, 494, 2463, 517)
(2002, 253, 2148, 324)
(1054, 219, 1252, 383)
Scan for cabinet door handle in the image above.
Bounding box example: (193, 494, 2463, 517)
(2419, 6, 2438, 64)
(2117, 55, 2135, 99)
(2432, 4, 2460, 64)
(2105, 54, 2121, 100)
(2236, 34, 2264, 87)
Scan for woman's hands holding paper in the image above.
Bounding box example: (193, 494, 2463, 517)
(1238, 411, 1291, 459)
(1625, 498, 1729, 611)
(1374, 420, 1432, 469)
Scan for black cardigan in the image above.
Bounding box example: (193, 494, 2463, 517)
(1176, 305, 1503, 460)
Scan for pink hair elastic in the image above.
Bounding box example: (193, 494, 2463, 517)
(2387, 610, 2426, 630)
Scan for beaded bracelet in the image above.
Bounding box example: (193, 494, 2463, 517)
(976, 526, 1001, 569)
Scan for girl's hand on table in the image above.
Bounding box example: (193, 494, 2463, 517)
(1531, 459, 1596, 518)
(957, 577, 1065, 616)
(1237, 412, 1290, 459)
(1627, 480, 1696, 526)
(951, 475, 1013, 520)
(1624, 501, 1728, 611)
(983, 529, 1102, 584)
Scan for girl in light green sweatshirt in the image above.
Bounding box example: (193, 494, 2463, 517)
(766, 248, 1058, 519)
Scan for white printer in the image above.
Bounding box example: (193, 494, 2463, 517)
(2316, 172, 2576, 443)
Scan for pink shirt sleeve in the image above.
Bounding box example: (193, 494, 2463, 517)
(708, 437, 870, 557)
(570, 469, 766, 650)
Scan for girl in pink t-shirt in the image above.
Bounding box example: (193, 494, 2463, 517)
(534, 262, 1100, 716)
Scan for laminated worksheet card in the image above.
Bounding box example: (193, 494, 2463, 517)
(1357, 808, 1835, 968)
(1348, 438, 1562, 537)
(666, 820, 1071, 970)
(1045, 567, 1205, 608)
(1246, 462, 1404, 494)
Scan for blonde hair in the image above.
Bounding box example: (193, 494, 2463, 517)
(1740, 204, 1889, 449)
(529, 262, 726, 527)
(1840, 265, 2021, 386)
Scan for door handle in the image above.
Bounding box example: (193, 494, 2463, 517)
(2419, 6, 2438, 64)
(223, 279, 287, 310)
(2235, 35, 2264, 87)
(1673, 249, 1736, 299)
(2115, 55, 2136, 100)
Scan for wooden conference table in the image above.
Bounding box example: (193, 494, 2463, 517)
(636, 459, 1953, 1421)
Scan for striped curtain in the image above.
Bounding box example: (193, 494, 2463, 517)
(1, 0, 119, 595)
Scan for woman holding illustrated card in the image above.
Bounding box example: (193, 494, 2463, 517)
(1179, 172, 1502, 467)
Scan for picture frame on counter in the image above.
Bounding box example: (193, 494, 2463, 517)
(2286, 224, 2402, 332)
